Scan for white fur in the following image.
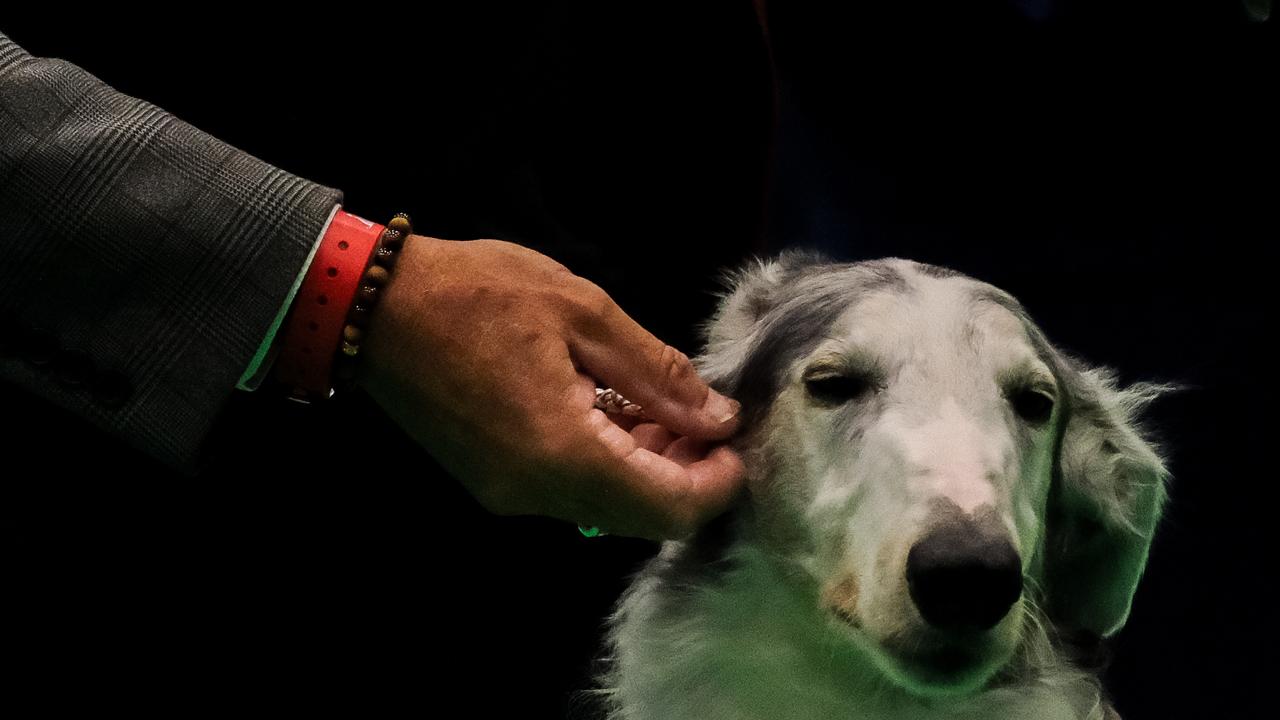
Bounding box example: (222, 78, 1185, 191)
(582, 256, 1168, 720)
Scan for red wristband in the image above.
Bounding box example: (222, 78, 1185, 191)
(274, 209, 384, 401)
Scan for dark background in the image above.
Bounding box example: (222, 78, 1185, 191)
(1, 1, 1275, 717)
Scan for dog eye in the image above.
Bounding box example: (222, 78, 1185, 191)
(804, 374, 873, 404)
(1009, 388, 1054, 424)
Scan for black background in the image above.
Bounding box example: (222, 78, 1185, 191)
(1, 2, 1275, 717)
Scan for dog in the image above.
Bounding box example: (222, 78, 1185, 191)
(584, 252, 1171, 720)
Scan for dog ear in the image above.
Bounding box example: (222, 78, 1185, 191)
(693, 248, 833, 393)
(1042, 353, 1175, 639)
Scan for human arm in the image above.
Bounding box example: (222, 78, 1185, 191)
(0, 31, 343, 469)
(0, 30, 747, 537)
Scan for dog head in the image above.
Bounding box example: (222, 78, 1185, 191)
(695, 251, 1170, 697)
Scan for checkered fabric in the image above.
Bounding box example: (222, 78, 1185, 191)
(0, 32, 345, 470)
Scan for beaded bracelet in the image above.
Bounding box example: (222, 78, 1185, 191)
(330, 212, 409, 392)
(273, 212, 411, 402)
(331, 213, 412, 392)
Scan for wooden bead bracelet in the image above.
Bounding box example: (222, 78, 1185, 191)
(331, 213, 412, 392)
(273, 211, 412, 402)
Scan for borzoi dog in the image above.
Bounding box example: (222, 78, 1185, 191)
(589, 252, 1170, 720)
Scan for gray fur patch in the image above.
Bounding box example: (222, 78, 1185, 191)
(914, 262, 964, 279)
(728, 262, 909, 430)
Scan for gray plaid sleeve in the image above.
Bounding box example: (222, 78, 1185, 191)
(0, 32, 345, 470)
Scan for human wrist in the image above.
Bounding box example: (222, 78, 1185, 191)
(353, 232, 442, 389)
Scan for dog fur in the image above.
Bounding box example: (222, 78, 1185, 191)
(582, 252, 1171, 720)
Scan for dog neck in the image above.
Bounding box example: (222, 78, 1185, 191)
(598, 506, 1112, 720)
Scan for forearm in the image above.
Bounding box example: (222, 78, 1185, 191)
(0, 31, 343, 470)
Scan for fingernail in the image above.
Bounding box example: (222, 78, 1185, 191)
(707, 391, 741, 424)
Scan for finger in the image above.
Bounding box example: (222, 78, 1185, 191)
(571, 368, 648, 434)
(683, 444, 748, 525)
(659, 435, 713, 467)
(567, 295, 741, 441)
(617, 442, 746, 540)
(580, 409, 747, 540)
(630, 422, 679, 454)
(610, 414, 648, 434)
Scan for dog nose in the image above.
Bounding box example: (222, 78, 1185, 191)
(906, 523, 1023, 631)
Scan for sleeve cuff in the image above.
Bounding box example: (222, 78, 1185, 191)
(235, 202, 343, 391)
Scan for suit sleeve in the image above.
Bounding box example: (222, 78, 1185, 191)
(0, 32, 345, 470)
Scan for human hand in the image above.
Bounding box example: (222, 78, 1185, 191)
(356, 234, 745, 541)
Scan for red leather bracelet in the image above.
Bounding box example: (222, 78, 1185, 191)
(274, 209, 384, 402)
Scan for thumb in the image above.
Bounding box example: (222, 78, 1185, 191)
(568, 294, 741, 440)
